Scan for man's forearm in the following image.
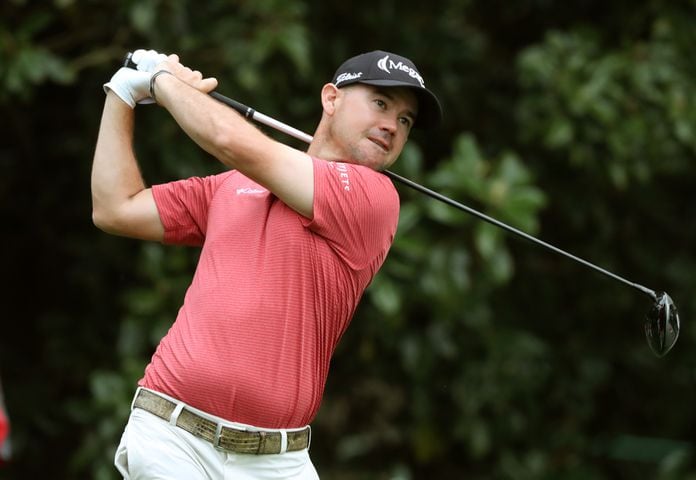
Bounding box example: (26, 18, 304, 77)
(92, 93, 163, 240)
(91, 93, 147, 230)
(152, 72, 273, 172)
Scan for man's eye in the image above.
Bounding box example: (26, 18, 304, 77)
(400, 117, 412, 128)
(374, 99, 386, 108)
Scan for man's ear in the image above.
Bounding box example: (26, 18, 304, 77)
(320, 83, 340, 115)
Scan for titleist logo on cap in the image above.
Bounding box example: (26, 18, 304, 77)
(335, 72, 363, 85)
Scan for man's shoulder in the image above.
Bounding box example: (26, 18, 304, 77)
(313, 158, 397, 191)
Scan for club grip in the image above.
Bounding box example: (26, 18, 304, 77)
(123, 52, 137, 69)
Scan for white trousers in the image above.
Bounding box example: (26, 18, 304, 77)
(115, 404, 319, 479)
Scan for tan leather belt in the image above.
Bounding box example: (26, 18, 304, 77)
(132, 389, 311, 455)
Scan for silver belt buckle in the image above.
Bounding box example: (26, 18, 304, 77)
(213, 422, 224, 450)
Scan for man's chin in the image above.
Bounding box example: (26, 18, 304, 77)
(348, 145, 393, 170)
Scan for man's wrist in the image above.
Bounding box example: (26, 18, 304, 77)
(105, 89, 136, 111)
(149, 70, 174, 104)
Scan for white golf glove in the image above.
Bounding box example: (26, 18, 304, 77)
(130, 49, 169, 73)
(103, 49, 169, 108)
(103, 67, 152, 108)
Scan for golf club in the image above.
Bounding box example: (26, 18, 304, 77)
(124, 53, 680, 357)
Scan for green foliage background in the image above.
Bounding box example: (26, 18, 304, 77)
(1, 0, 695, 478)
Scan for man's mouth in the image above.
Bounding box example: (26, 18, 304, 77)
(368, 136, 390, 153)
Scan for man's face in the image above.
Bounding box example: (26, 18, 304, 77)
(329, 84, 418, 170)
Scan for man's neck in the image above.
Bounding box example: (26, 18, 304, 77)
(306, 134, 345, 163)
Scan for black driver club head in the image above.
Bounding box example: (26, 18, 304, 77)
(645, 292, 680, 357)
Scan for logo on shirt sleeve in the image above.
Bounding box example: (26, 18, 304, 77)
(236, 187, 268, 195)
(335, 163, 351, 191)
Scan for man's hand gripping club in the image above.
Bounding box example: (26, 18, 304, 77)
(103, 49, 168, 107)
(103, 49, 218, 107)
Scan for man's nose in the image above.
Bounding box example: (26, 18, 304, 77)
(379, 114, 398, 134)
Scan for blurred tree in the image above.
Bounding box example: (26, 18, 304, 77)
(0, 0, 694, 478)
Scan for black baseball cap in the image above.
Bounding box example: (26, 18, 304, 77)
(331, 50, 442, 129)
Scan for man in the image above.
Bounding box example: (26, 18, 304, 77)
(92, 48, 441, 479)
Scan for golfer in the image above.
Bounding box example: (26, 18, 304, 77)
(91, 48, 441, 479)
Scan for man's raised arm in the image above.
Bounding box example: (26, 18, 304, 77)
(91, 61, 166, 241)
(149, 55, 315, 219)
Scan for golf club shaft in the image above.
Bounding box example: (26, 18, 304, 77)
(209, 91, 658, 301)
(125, 51, 657, 301)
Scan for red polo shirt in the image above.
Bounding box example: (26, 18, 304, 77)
(142, 158, 399, 428)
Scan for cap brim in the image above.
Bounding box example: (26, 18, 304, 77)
(356, 79, 443, 129)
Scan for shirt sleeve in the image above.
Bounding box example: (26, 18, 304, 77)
(304, 158, 400, 270)
(152, 171, 233, 246)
